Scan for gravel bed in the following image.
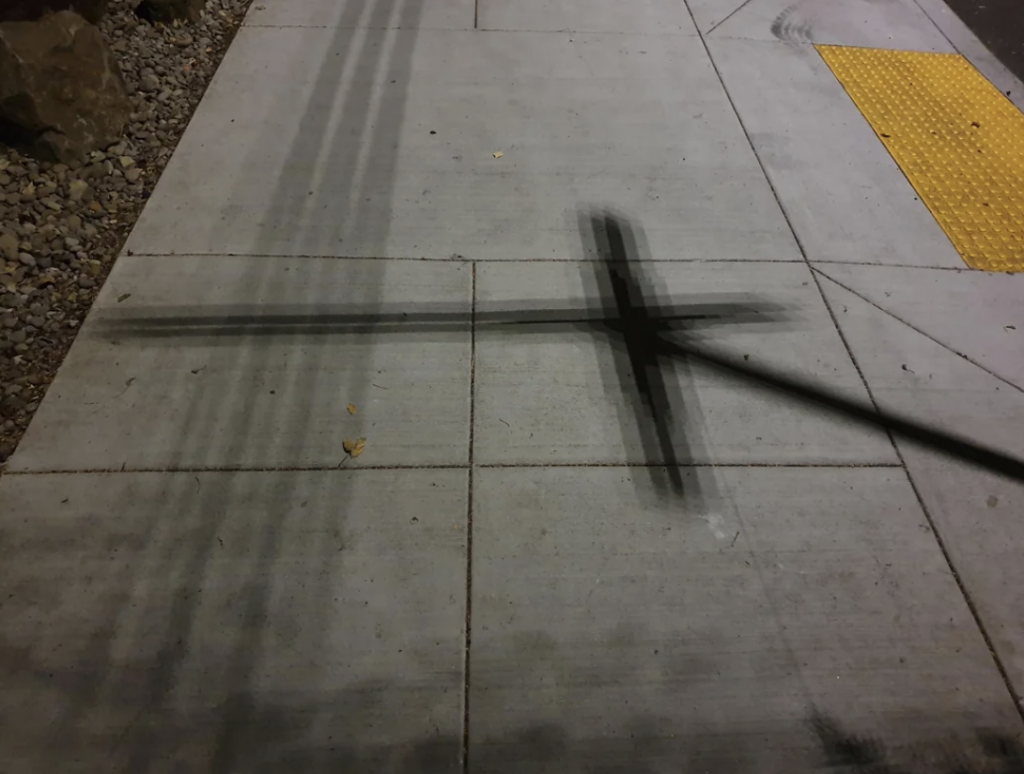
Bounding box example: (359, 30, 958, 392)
(0, 0, 252, 465)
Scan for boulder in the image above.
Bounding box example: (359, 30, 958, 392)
(135, 0, 205, 23)
(0, 11, 130, 162)
(0, 0, 108, 24)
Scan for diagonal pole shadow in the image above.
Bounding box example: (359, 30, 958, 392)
(655, 334, 1024, 482)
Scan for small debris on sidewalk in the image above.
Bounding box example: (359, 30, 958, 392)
(347, 403, 357, 414)
(343, 437, 366, 458)
(492, 151, 504, 159)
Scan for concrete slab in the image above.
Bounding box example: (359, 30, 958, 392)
(0, 468, 467, 773)
(816, 264, 1024, 390)
(894, 447, 1024, 708)
(124, 27, 798, 263)
(473, 261, 897, 466)
(707, 37, 966, 269)
(468, 466, 1021, 771)
(7, 256, 471, 472)
(816, 274, 1024, 452)
(708, 0, 954, 51)
(477, 0, 697, 34)
(817, 275, 1024, 695)
(686, 0, 754, 35)
(245, 0, 475, 30)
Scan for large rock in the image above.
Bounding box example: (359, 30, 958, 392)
(135, 0, 205, 23)
(0, 0, 108, 24)
(0, 11, 130, 162)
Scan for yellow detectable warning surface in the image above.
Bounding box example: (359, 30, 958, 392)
(816, 45, 1024, 272)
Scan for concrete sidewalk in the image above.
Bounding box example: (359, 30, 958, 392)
(3, 0, 1024, 771)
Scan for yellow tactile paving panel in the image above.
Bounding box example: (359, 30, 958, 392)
(816, 45, 1024, 272)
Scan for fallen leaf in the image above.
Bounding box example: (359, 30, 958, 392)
(492, 151, 504, 159)
(117, 293, 131, 303)
(347, 403, 357, 415)
(343, 437, 367, 458)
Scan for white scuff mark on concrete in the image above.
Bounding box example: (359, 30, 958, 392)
(701, 513, 728, 540)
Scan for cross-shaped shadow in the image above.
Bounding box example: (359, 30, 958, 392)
(98, 212, 1024, 490)
(580, 208, 716, 503)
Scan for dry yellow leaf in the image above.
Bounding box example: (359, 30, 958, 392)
(492, 151, 504, 158)
(347, 403, 357, 415)
(343, 437, 367, 458)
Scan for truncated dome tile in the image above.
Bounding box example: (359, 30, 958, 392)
(817, 45, 1024, 272)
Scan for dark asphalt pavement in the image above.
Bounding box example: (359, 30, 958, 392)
(945, 0, 1024, 84)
